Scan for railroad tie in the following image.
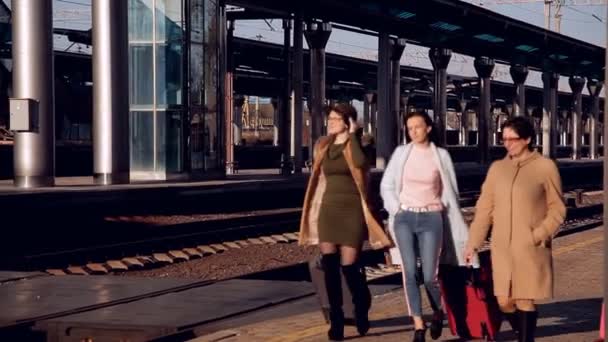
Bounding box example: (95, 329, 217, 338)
(122, 257, 145, 268)
(46, 269, 67, 276)
(235, 240, 250, 248)
(168, 250, 190, 262)
(247, 238, 265, 245)
(210, 244, 228, 253)
(223, 241, 242, 249)
(271, 234, 289, 243)
(152, 253, 174, 264)
(135, 256, 156, 266)
(196, 245, 218, 256)
(183, 248, 203, 258)
(85, 263, 110, 275)
(66, 266, 89, 275)
(283, 233, 299, 241)
(106, 260, 130, 271)
(260, 236, 277, 244)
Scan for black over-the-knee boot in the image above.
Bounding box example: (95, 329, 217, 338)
(518, 310, 538, 342)
(342, 263, 370, 336)
(503, 310, 520, 336)
(321, 253, 344, 341)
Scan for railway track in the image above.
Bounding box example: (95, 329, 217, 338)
(6, 187, 603, 275)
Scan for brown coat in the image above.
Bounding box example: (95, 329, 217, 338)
(467, 152, 566, 300)
(298, 135, 392, 250)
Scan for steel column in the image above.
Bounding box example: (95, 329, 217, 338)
(587, 78, 602, 159)
(474, 57, 495, 164)
(569, 76, 585, 160)
(291, 16, 304, 173)
(12, 0, 55, 187)
(303, 22, 331, 161)
(376, 31, 391, 169)
(542, 71, 559, 159)
(510, 64, 528, 117)
(429, 48, 452, 145)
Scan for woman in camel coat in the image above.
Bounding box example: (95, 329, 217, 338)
(464, 116, 566, 342)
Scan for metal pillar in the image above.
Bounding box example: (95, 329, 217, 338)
(587, 78, 602, 159)
(224, 20, 236, 174)
(12, 0, 55, 187)
(303, 22, 331, 161)
(279, 19, 292, 174)
(390, 38, 406, 151)
(271, 98, 279, 147)
(569, 76, 585, 160)
(364, 92, 375, 135)
(376, 31, 391, 169)
(542, 71, 559, 159)
(429, 48, 452, 145)
(291, 16, 304, 173)
(474, 57, 495, 164)
(400, 93, 410, 144)
(459, 99, 469, 146)
(234, 95, 244, 146)
(363, 92, 371, 134)
(510, 64, 528, 117)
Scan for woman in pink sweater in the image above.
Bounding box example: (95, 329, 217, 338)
(381, 111, 469, 342)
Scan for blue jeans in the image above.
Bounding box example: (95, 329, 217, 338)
(394, 210, 444, 317)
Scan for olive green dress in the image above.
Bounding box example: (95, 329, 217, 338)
(318, 133, 368, 248)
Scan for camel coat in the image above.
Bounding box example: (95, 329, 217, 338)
(466, 151, 566, 299)
(298, 135, 392, 250)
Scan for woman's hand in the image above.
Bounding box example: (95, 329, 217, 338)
(463, 245, 476, 266)
(349, 117, 358, 134)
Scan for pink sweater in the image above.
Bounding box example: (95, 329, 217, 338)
(399, 145, 443, 208)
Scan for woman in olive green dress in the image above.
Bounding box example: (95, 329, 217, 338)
(314, 103, 375, 341)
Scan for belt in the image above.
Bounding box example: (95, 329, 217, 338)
(400, 204, 443, 213)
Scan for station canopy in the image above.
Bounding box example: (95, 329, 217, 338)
(228, 0, 605, 80)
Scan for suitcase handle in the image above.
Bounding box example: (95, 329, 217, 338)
(464, 268, 488, 301)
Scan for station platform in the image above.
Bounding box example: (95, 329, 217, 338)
(190, 225, 606, 342)
(0, 225, 603, 341)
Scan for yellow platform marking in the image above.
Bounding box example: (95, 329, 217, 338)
(553, 235, 603, 257)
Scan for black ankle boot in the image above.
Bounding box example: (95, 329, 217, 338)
(503, 310, 519, 335)
(518, 310, 538, 342)
(341, 263, 370, 336)
(413, 328, 426, 342)
(321, 253, 344, 341)
(429, 310, 444, 340)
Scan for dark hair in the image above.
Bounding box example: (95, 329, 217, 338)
(327, 102, 357, 127)
(403, 111, 441, 146)
(500, 116, 535, 150)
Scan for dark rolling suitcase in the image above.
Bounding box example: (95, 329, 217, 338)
(308, 255, 371, 325)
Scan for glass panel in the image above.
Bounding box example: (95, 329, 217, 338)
(187, 0, 206, 172)
(128, 0, 153, 41)
(129, 44, 154, 106)
(190, 107, 205, 170)
(155, 111, 166, 174)
(190, 0, 205, 44)
(156, 43, 183, 107)
(203, 0, 220, 170)
(165, 111, 183, 172)
(130, 111, 155, 171)
(156, 0, 183, 42)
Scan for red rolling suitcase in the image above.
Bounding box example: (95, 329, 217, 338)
(598, 301, 605, 342)
(439, 251, 502, 341)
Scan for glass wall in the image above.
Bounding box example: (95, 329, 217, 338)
(128, 0, 223, 179)
(188, 0, 222, 173)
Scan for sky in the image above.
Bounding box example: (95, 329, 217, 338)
(2, 0, 606, 94)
